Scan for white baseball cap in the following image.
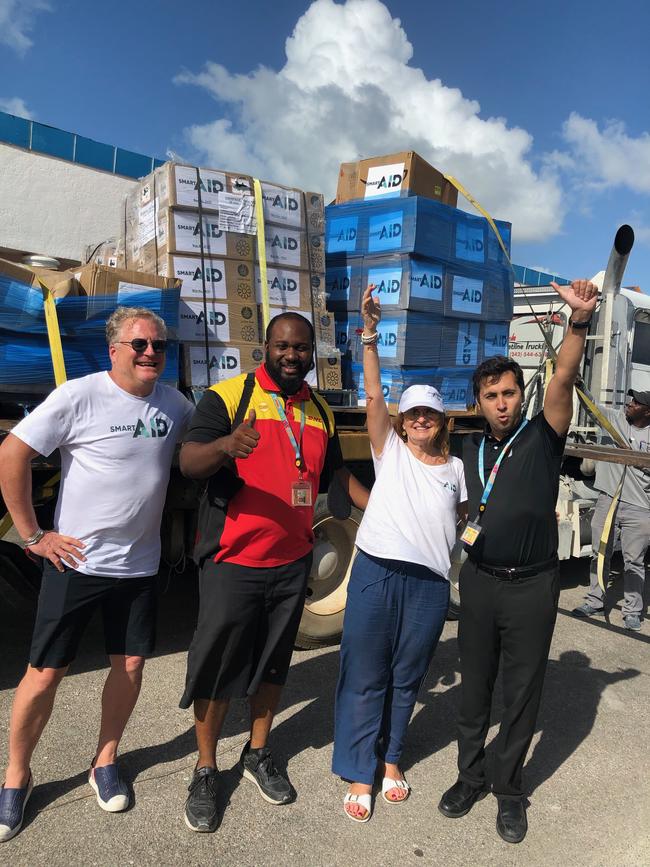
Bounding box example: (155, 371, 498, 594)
(398, 384, 445, 415)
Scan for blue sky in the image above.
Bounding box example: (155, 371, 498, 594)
(2, 0, 649, 286)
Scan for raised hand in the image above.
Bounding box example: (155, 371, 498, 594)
(550, 280, 599, 318)
(29, 531, 86, 572)
(226, 408, 260, 459)
(361, 284, 381, 333)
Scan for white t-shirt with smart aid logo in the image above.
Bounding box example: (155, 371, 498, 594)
(355, 427, 467, 579)
(12, 372, 194, 577)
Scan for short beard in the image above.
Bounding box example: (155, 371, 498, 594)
(265, 353, 309, 395)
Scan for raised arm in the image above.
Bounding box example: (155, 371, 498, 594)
(360, 285, 392, 455)
(544, 280, 598, 436)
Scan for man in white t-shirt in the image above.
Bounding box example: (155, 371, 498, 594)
(0, 306, 194, 842)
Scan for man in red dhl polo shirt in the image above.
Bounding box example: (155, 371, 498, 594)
(179, 311, 367, 833)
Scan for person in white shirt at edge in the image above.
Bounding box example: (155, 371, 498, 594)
(0, 307, 194, 843)
(332, 284, 468, 823)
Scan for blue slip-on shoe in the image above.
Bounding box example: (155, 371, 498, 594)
(88, 763, 129, 812)
(0, 772, 34, 842)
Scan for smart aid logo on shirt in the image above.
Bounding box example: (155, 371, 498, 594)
(110, 419, 169, 438)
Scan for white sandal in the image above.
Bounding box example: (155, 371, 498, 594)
(343, 792, 372, 823)
(381, 777, 411, 804)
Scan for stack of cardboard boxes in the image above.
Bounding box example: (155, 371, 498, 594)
(116, 162, 340, 390)
(326, 151, 514, 411)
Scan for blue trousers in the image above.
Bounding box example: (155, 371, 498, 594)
(332, 549, 449, 785)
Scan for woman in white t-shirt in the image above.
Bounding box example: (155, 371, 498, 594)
(333, 284, 468, 823)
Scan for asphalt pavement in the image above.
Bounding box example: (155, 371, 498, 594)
(0, 559, 648, 867)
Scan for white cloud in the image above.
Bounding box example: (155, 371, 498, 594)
(0, 0, 50, 55)
(0, 96, 34, 119)
(175, 0, 563, 243)
(560, 113, 650, 194)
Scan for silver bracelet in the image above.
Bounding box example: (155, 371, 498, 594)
(360, 331, 379, 345)
(22, 527, 46, 549)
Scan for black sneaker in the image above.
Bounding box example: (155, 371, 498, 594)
(184, 766, 220, 833)
(239, 742, 295, 805)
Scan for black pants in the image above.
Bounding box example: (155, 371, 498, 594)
(456, 558, 560, 798)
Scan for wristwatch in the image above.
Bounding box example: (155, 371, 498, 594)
(568, 317, 592, 330)
(22, 527, 46, 549)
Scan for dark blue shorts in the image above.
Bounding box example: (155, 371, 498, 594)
(29, 562, 158, 669)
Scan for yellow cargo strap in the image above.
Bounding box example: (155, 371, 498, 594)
(597, 474, 625, 593)
(447, 174, 633, 593)
(37, 276, 67, 387)
(253, 179, 270, 332)
(0, 279, 67, 539)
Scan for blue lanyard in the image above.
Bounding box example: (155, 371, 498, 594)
(478, 419, 528, 512)
(270, 393, 306, 469)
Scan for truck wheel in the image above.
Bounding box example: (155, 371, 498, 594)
(295, 496, 362, 649)
(0, 541, 43, 611)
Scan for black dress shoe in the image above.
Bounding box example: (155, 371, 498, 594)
(438, 779, 488, 818)
(496, 798, 528, 843)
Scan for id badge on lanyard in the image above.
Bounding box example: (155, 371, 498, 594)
(270, 394, 312, 508)
(463, 419, 528, 547)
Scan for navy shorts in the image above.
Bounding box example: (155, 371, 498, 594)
(29, 562, 158, 669)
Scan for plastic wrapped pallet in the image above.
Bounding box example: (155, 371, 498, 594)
(351, 363, 474, 413)
(325, 196, 511, 272)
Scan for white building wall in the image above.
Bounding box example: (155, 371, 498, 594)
(0, 143, 137, 262)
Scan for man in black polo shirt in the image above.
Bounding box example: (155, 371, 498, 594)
(439, 279, 598, 843)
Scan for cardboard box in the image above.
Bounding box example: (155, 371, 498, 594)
(178, 298, 260, 344)
(335, 151, 458, 207)
(72, 263, 181, 298)
(162, 255, 254, 304)
(126, 209, 255, 273)
(259, 182, 324, 232)
(136, 162, 254, 213)
(0, 258, 78, 300)
(259, 225, 323, 271)
(312, 349, 342, 390)
(181, 341, 264, 388)
(83, 238, 125, 269)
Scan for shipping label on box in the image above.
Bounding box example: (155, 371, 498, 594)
(355, 367, 395, 407)
(450, 274, 484, 316)
(364, 162, 406, 199)
(263, 226, 309, 269)
(169, 213, 254, 261)
(409, 260, 444, 303)
(182, 342, 264, 388)
(255, 266, 312, 309)
(261, 183, 303, 229)
(483, 322, 509, 358)
(178, 299, 259, 343)
(368, 210, 403, 254)
(453, 321, 480, 367)
(455, 221, 486, 264)
(325, 264, 362, 309)
(366, 262, 404, 307)
(326, 215, 360, 255)
(171, 165, 252, 210)
(169, 256, 254, 303)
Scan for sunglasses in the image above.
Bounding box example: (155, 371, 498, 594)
(117, 338, 168, 353)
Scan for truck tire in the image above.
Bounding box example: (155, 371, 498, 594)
(295, 495, 362, 649)
(0, 540, 43, 611)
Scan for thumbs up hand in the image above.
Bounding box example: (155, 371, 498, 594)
(226, 407, 260, 458)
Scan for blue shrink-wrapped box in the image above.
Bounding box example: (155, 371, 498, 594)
(362, 254, 445, 314)
(325, 262, 364, 311)
(325, 196, 511, 269)
(444, 263, 513, 321)
(350, 363, 474, 412)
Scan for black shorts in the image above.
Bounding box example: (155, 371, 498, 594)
(179, 552, 312, 707)
(29, 562, 158, 669)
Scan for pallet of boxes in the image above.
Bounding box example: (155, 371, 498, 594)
(325, 151, 514, 412)
(118, 162, 341, 393)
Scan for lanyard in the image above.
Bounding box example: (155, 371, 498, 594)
(478, 419, 528, 515)
(271, 393, 306, 470)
